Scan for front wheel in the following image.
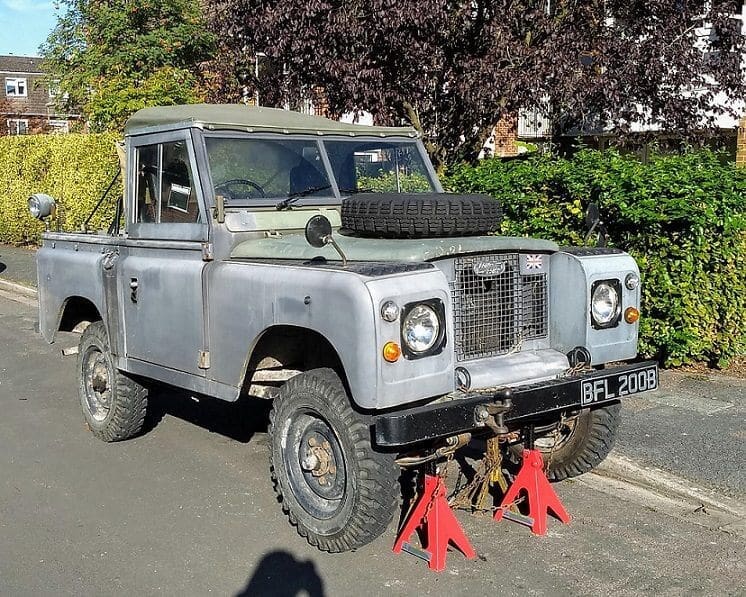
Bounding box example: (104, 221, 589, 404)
(512, 404, 622, 481)
(269, 368, 399, 552)
(77, 321, 148, 442)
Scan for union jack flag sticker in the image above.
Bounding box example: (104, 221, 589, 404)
(526, 254, 543, 270)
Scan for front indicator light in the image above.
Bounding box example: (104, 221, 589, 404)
(624, 307, 640, 324)
(382, 342, 401, 362)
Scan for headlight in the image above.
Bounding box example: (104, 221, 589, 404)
(402, 304, 440, 353)
(28, 193, 56, 220)
(591, 281, 621, 327)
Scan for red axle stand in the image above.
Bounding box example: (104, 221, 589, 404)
(493, 448, 571, 535)
(393, 474, 476, 572)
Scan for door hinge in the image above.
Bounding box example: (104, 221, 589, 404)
(201, 242, 214, 261)
(198, 350, 211, 369)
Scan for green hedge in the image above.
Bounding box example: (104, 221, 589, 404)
(0, 133, 121, 244)
(445, 149, 746, 367)
(2, 136, 743, 367)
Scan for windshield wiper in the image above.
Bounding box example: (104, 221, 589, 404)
(275, 184, 332, 210)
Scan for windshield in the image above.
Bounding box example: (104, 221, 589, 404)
(204, 136, 436, 205)
(205, 137, 332, 203)
(324, 140, 435, 194)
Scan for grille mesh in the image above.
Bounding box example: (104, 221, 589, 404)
(450, 254, 548, 362)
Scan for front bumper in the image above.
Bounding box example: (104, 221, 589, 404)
(374, 361, 658, 447)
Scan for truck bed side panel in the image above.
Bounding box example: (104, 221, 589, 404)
(37, 238, 109, 343)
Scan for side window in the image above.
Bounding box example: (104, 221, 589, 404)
(161, 142, 200, 223)
(136, 144, 159, 223)
(135, 141, 201, 224)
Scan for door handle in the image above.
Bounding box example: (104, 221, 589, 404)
(130, 278, 138, 303)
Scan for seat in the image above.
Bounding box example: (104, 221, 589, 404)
(289, 158, 327, 195)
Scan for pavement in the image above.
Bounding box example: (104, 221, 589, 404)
(0, 244, 37, 290)
(1, 246, 745, 595)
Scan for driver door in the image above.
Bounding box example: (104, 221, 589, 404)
(120, 130, 210, 376)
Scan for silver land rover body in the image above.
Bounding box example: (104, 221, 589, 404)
(33, 104, 658, 551)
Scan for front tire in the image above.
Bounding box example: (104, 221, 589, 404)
(77, 321, 148, 442)
(515, 404, 622, 481)
(269, 368, 399, 552)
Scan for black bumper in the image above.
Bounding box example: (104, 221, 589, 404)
(374, 361, 658, 447)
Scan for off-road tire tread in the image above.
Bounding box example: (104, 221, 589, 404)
(78, 321, 148, 442)
(543, 404, 621, 481)
(269, 368, 399, 552)
(341, 193, 502, 238)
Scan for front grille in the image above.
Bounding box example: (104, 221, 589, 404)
(450, 254, 548, 362)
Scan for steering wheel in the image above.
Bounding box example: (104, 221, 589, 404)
(214, 178, 266, 200)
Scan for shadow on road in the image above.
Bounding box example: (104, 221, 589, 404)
(146, 388, 271, 444)
(236, 550, 325, 597)
(0, 261, 7, 275)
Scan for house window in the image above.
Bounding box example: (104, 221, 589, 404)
(7, 119, 29, 135)
(5, 77, 27, 97)
(48, 119, 69, 134)
(48, 79, 69, 100)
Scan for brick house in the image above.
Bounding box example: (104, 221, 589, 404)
(0, 55, 80, 136)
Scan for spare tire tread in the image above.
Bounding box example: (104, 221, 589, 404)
(341, 193, 501, 238)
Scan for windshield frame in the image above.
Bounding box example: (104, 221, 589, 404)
(196, 130, 442, 209)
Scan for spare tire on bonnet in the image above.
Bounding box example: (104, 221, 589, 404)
(340, 192, 502, 239)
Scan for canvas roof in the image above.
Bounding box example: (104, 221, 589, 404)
(124, 104, 418, 138)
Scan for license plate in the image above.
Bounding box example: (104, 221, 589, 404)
(580, 365, 658, 406)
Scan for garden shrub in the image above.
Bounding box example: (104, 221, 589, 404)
(0, 133, 121, 245)
(445, 149, 746, 367)
(1, 136, 742, 367)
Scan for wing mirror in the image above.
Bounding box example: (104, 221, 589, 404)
(304, 215, 348, 266)
(584, 202, 608, 248)
(585, 202, 600, 231)
(28, 193, 56, 221)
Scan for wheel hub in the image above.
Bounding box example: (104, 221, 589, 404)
(84, 349, 112, 422)
(300, 432, 338, 489)
(282, 412, 347, 518)
(91, 361, 109, 393)
(535, 418, 577, 451)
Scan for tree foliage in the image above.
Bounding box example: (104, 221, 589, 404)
(204, 0, 745, 165)
(41, 0, 214, 132)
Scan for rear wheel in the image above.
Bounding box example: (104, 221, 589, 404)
(513, 404, 621, 481)
(269, 368, 399, 552)
(77, 321, 148, 442)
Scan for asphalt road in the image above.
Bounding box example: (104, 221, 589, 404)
(0, 245, 36, 288)
(617, 372, 745, 497)
(1, 295, 744, 595)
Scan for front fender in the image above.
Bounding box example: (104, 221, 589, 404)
(207, 261, 378, 406)
(206, 261, 454, 409)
